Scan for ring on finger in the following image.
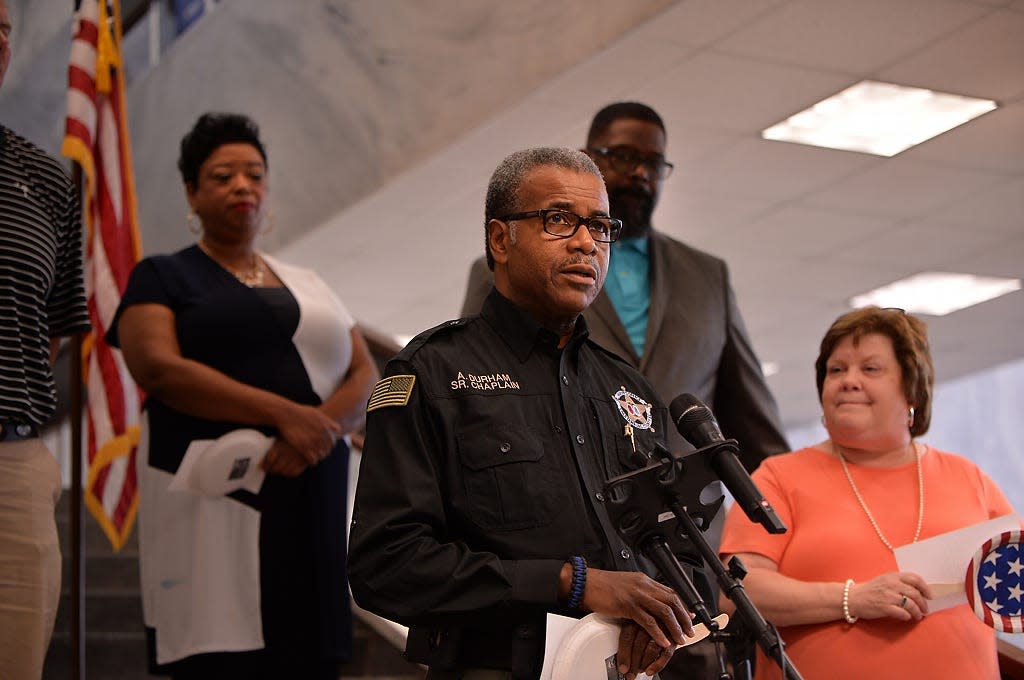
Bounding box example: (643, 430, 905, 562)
(898, 594, 908, 608)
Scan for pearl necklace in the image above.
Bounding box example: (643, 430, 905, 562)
(197, 241, 266, 287)
(834, 441, 924, 551)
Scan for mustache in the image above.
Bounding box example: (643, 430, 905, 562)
(561, 255, 602, 280)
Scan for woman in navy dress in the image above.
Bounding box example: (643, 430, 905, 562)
(109, 112, 377, 679)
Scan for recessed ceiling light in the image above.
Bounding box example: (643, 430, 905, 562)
(850, 272, 1021, 316)
(761, 361, 780, 378)
(762, 80, 997, 157)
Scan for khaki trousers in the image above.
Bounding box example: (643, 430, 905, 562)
(0, 439, 62, 679)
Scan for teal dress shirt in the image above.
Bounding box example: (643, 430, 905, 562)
(603, 236, 650, 357)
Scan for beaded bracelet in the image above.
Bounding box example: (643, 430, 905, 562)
(567, 556, 588, 610)
(842, 579, 858, 624)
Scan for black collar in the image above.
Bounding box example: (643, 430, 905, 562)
(479, 288, 590, 363)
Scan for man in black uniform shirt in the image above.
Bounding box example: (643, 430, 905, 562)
(348, 148, 695, 679)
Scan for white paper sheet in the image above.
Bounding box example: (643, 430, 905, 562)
(167, 431, 269, 497)
(540, 612, 728, 680)
(540, 613, 579, 680)
(894, 513, 1019, 612)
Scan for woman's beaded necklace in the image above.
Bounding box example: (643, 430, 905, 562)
(833, 441, 924, 551)
(197, 240, 265, 287)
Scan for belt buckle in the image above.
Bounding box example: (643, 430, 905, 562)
(0, 422, 36, 441)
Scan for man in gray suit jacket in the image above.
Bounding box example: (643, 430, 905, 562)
(460, 102, 789, 678)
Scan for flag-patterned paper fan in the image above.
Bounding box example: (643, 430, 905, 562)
(965, 530, 1024, 633)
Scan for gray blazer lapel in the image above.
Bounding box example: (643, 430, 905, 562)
(639, 233, 670, 373)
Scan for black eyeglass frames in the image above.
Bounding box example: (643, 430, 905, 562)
(588, 146, 674, 179)
(498, 209, 622, 243)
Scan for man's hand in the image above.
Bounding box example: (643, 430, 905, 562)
(582, 568, 694, 666)
(617, 620, 675, 679)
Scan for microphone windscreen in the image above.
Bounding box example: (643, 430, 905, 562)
(669, 393, 722, 446)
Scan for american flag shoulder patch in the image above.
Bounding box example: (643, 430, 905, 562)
(367, 374, 417, 412)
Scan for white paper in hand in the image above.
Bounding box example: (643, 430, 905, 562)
(168, 429, 272, 497)
(894, 513, 1019, 613)
(541, 612, 729, 680)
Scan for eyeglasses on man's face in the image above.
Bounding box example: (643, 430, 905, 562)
(588, 146, 674, 179)
(498, 208, 622, 243)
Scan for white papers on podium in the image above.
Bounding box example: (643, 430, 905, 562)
(894, 513, 1019, 612)
(540, 611, 729, 680)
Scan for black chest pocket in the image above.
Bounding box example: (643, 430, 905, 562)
(456, 423, 553, 531)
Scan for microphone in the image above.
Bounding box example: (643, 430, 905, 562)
(669, 393, 787, 534)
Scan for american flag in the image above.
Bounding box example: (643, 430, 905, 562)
(966, 529, 1024, 633)
(62, 0, 143, 551)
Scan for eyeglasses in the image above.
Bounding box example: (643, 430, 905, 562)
(498, 208, 622, 243)
(588, 146, 674, 179)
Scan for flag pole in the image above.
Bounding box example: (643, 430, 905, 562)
(70, 337, 86, 680)
(69, 164, 87, 680)
(63, 0, 145, 671)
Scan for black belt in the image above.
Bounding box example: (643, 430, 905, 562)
(0, 422, 39, 442)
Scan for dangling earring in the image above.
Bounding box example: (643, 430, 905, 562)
(908, 406, 915, 429)
(186, 212, 201, 235)
(260, 210, 276, 235)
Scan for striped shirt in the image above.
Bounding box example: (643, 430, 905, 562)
(0, 126, 90, 426)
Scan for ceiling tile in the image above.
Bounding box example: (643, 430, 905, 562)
(804, 157, 1006, 217)
(952, 234, 1024, 278)
(829, 216, 1019, 271)
(633, 50, 852, 133)
(728, 204, 899, 258)
(881, 7, 1024, 101)
(681, 137, 880, 203)
(658, 191, 780, 246)
(717, 0, 988, 73)
(920, 177, 1024, 236)
(641, 0, 791, 48)
(899, 102, 1024, 174)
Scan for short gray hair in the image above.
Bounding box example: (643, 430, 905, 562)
(483, 147, 602, 269)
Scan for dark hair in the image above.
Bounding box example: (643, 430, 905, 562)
(815, 307, 934, 436)
(586, 102, 666, 145)
(482, 147, 602, 270)
(177, 112, 267, 187)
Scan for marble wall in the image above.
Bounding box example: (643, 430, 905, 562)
(0, 0, 677, 258)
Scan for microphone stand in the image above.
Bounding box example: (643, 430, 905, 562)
(604, 445, 804, 680)
(667, 498, 802, 680)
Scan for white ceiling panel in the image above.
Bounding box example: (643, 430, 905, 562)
(879, 7, 1024, 100)
(900, 102, 1024, 174)
(717, 0, 988, 73)
(682, 138, 880, 202)
(642, 0, 791, 48)
(920, 177, 1024, 236)
(829, 216, 1018, 270)
(633, 50, 851, 132)
(803, 157, 1007, 217)
(728, 204, 898, 259)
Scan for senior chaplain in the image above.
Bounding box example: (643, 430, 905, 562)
(348, 147, 698, 680)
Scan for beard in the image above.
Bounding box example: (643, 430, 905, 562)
(608, 185, 655, 240)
